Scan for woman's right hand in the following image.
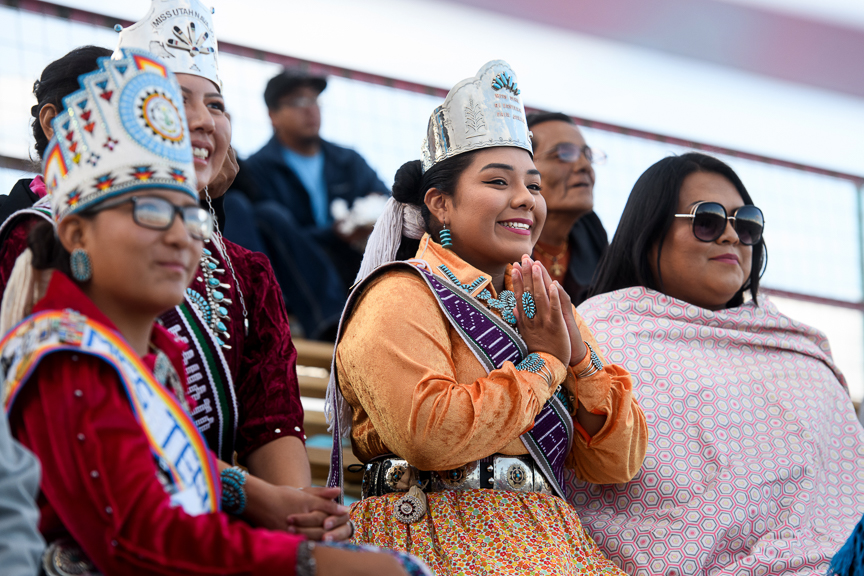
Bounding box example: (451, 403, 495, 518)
(512, 256, 571, 367)
(314, 546, 410, 576)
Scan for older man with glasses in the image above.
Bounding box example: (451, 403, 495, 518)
(527, 112, 609, 305)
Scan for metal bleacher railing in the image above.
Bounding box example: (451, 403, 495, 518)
(2, 0, 863, 490)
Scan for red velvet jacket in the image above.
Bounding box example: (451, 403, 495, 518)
(8, 273, 303, 574)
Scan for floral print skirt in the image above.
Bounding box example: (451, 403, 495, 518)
(350, 489, 627, 576)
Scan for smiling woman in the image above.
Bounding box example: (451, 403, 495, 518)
(326, 60, 647, 575)
(0, 46, 427, 576)
(572, 153, 864, 575)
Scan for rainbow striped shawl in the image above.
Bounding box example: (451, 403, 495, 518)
(1, 309, 219, 516)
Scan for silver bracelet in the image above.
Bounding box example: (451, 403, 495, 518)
(296, 540, 317, 576)
(539, 363, 555, 387)
(576, 341, 604, 379)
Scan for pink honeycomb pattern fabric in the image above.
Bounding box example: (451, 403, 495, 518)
(568, 287, 864, 576)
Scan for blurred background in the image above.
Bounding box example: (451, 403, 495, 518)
(1, 0, 863, 398)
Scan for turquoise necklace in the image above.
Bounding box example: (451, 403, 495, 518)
(438, 264, 517, 326)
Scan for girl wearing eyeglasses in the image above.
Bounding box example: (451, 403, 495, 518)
(569, 152, 864, 575)
(0, 0, 352, 542)
(0, 48, 429, 576)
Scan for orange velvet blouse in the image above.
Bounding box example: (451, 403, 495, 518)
(336, 235, 647, 484)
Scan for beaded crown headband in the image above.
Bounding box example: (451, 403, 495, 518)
(45, 48, 197, 223)
(421, 60, 532, 172)
(115, 0, 221, 91)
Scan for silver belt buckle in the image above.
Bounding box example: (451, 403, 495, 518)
(434, 460, 480, 491)
(493, 456, 534, 492)
(382, 459, 411, 492)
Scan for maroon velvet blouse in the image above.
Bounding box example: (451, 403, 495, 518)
(207, 239, 305, 461)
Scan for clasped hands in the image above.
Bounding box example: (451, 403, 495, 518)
(511, 255, 587, 368)
(246, 482, 352, 542)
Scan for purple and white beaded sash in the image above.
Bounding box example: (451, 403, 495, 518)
(327, 260, 572, 500)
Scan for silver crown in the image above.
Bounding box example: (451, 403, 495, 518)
(421, 60, 532, 172)
(115, 0, 221, 91)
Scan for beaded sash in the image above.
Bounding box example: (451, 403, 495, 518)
(160, 296, 238, 462)
(1, 309, 220, 515)
(327, 260, 573, 500)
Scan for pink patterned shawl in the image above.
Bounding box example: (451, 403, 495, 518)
(569, 287, 864, 576)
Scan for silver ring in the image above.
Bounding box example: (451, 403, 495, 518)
(347, 519, 356, 539)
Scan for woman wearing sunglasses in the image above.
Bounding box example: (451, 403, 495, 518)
(567, 152, 864, 575)
(0, 48, 428, 576)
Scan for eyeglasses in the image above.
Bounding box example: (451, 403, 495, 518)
(88, 195, 214, 241)
(542, 143, 607, 165)
(279, 96, 319, 109)
(674, 201, 764, 245)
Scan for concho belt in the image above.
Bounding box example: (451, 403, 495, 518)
(41, 539, 101, 576)
(361, 454, 553, 500)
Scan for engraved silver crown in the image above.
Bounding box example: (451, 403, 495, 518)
(421, 60, 532, 172)
(115, 0, 221, 91)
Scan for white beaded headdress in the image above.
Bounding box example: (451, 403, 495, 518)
(114, 0, 221, 91)
(44, 48, 197, 223)
(421, 60, 532, 172)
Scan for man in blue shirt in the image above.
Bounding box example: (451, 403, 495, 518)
(226, 70, 389, 340)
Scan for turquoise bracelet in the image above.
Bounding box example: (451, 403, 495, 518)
(221, 466, 248, 515)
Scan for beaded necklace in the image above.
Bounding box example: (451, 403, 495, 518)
(187, 246, 233, 348)
(185, 187, 250, 349)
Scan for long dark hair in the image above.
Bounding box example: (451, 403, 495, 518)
(590, 152, 766, 308)
(31, 46, 112, 159)
(391, 151, 480, 260)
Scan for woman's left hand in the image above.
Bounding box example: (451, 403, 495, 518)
(206, 145, 239, 200)
(554, 281, 588, 366)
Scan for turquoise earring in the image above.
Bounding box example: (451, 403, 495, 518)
(70, 248, 92, 282)
(439, 221, 453, 249)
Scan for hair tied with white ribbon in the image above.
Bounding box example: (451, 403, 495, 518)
(0, 249, 53, 341)
(354, 197, 425, 285)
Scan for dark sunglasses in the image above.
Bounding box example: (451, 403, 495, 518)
(88, 195, 214, 241)
(542, 143, 607, 165)
(674, 201, 764, 246)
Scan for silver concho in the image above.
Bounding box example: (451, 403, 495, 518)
(42, 539, 100, 576)
(493, 456, 533, 493)
(384, 460, 409, 492)
(507, 463, 528, 489)
(436, 460, 480, 491)
(394, 492, 425, 524)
